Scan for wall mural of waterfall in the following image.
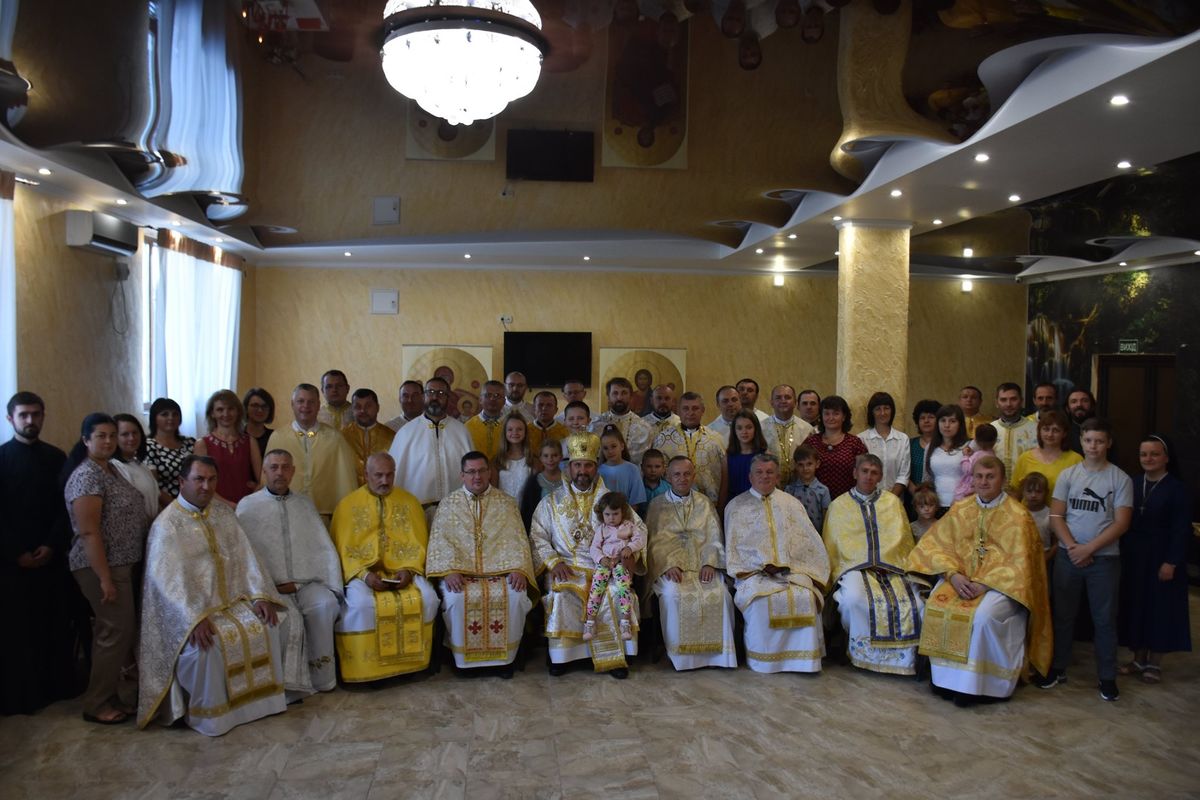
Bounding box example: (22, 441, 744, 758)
(1026, 263, 1200, 508)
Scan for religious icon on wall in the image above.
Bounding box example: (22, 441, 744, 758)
(402, 345, 492, 420)
(598, 347, 686, 413)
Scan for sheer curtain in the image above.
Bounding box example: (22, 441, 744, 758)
(149, 236, 241, 438)
(0, 172, 16, 443)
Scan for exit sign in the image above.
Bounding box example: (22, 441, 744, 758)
(1119, 339, 1139, 353)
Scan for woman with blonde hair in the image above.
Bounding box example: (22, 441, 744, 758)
(193, 389, 262, 506)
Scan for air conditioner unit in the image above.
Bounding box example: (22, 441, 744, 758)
(65, 210, 139, 257)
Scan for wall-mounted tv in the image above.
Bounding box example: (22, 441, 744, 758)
(503, 332, 592, 388)
(506, 129, 594, 183)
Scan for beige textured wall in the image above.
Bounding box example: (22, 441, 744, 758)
(906, 277, 1028, 420)
(251, 266, 1027, 433)
(13, 186, 143, 447)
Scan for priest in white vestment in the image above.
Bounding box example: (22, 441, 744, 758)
(760, 385, 816, 486)
(427, 451, 537, 675)
(138, 456, 287, 736)
(388, 377, 473, 524)
(237, 450, 343, 698)
(530, 432, 647, 678)
(646, 456, 737, 670)
(588, 378, 654, 465)
(823, 454, 925, 676)
(724, 453, 830, 673)
(651, 392, 728, 506)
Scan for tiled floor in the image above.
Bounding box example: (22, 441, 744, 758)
(3, 592, 1199, 799)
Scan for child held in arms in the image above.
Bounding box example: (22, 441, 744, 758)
(584, 492, 645, 642)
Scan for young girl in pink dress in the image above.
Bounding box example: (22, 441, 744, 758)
(583, 492, 644, 642)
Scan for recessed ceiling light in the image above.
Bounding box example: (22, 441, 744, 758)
(37, 167, 52, 175)
(962, 247, 974, 258)
(1194, 250, 1200, 256)
(1008, 194, 1021, 202)
(755, 248, 764, 254)
(1119, 261, 1127, 266)
(214, 237, 224, 243)
(832, 215, 842, 221)
(343, 251, 352, 257)
(974, 153, 989, 163)
(582, 256, 590, 261)
(171, 220, 181, 226)
(962, 180, 978, 190)
(463, 253, 471, 259)
(932, 219, 943, 225)
(787, 233, 797, 240)
(889, 189, 902, 198)
(1110, 94, 1130, 106)
(961, 279, 974, 293)
(116, 198, 128, 206)
(773, 274, 785, 287)
(1117, 160, 1132, 169)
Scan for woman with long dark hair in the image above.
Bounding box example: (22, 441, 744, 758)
(801, 395, 866, 499)
(925, 404, 968, 513)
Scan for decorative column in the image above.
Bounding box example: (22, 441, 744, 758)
(835, 220, 911, 422)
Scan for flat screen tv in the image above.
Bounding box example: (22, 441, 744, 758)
(506, 129, 594, 182)
(503, 332, 591, 388)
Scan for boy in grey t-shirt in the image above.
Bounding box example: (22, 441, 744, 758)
(1040, 418, 1133, 701)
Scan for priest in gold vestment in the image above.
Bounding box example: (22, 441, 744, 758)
(907, 456, 1052, 701)
(265, 383, 358, 523)
(724, 453, 830, 673)
(427, 451, 536, 674)
(464, 381, 508, 463)
(341, 388, 396, 486)
(331, 453, 438, 682)
(530, 432, 647, 678)
(646, 456, 737, 670)
(823, 454, 926, 675)
(138, 456, 287, 736)
(651, 392, 728, 506)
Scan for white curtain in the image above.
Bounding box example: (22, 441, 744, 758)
(0, 184, 15, 443)
(151, 243, 241, 438)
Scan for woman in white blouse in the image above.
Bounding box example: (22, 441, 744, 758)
(925, 404, 968, 513)
(111, 413, 161, 520)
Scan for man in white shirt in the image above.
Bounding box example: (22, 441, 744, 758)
(387, 377, 473, 523)
(503, 372, 535, 421)
(736, 378, 771, 422)
(385, 380, 425, 432)
(707, 385, 742, 441)
(993, 382, 1038, 478)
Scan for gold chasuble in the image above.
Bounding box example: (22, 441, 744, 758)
(724, 489, 830, 625)
(138, 501, 285, 729)
(528, 420, 569, 456)
(265, 423, 358, 519)
(646, 491, 726, 654)
(427, 487, 537, 662)
(651, 425, 726, 504)
(341, 422, 397, 486)
(331, 485, 431, 681)
(907, 495, 1052, 678)
(465, 414, 506, 462)
(823, 490, 923, 648)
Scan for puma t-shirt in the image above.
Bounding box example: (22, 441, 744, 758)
(1052, 461, 1133, 557)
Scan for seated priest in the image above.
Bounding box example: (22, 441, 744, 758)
(426, 451, 537, 677)
(907, 455, 1052, 705)
(823, 454, 926, 675)
(237, 449, 343, 699)
(330, 452, 439, 683)
(138, 455, 287, 736)
(646, 455, 737, 670)
(530, 432, 648, 679)
(724, 453, 831, 674)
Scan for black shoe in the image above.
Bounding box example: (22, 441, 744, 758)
(1036, 668, 1067, 689)
(1099, 680, 1120, 701)
(499, 666, 514, 680)
(930, 683, 955, 701)
(608, 668, 629, 680)
(952, 692, 976, 708)
(548, 663, 567, 677)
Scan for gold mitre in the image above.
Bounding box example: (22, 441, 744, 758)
(564, 432, 601, 463)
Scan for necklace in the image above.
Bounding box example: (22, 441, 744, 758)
(1140, 474, 1163, 515)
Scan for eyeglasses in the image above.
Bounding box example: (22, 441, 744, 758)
(462, 468, 489, 476)
(424, 389, 449, 397)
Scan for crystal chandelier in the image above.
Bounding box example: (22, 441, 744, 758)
(380, 0, 548, 126)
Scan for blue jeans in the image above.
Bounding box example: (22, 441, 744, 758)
(1051, 549, 1121, 680)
